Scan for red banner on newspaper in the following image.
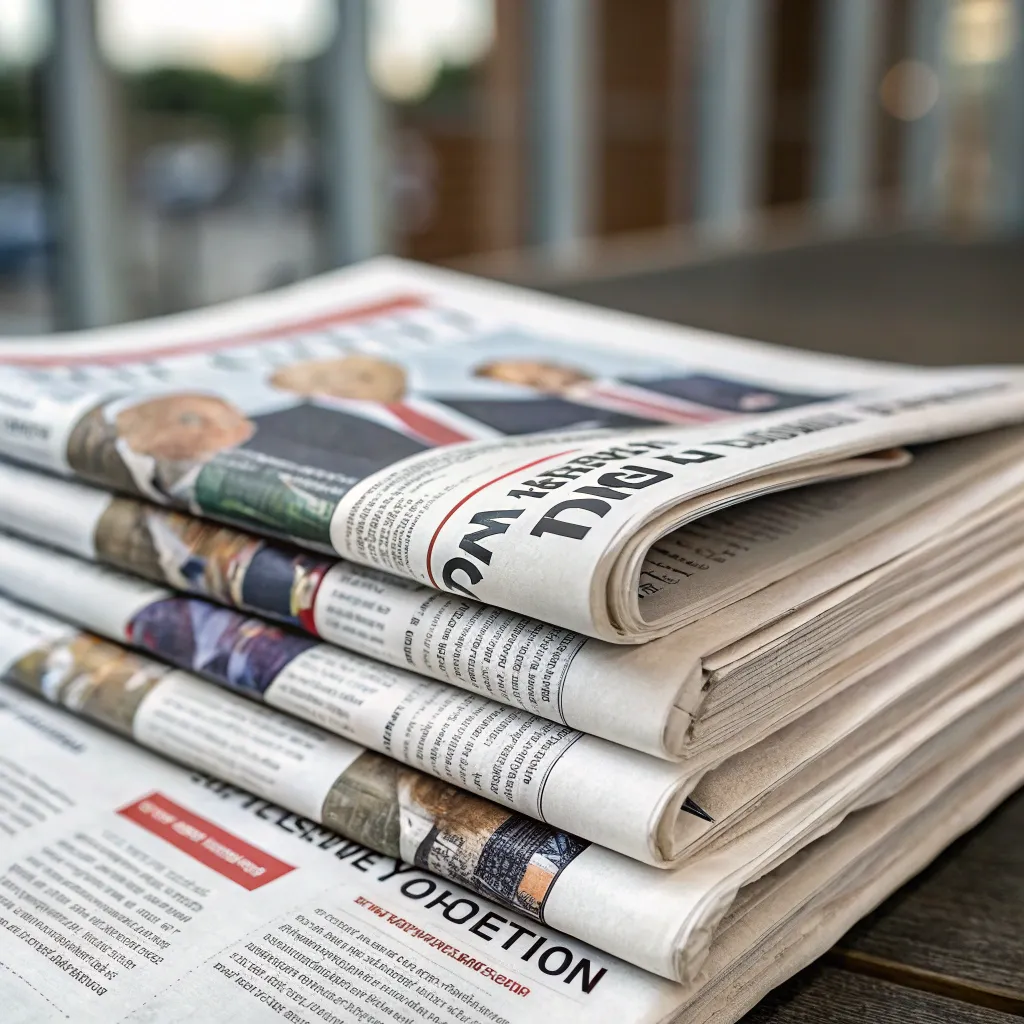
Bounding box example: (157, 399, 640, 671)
(119, 792, 295, 891)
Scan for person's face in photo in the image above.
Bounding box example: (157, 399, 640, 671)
(270, 354, 408, 403)
(116, 394, 254, 462)
(738, 391, 783, 411)
(474, 359, 593, 396)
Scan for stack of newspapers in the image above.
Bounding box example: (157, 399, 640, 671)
(3, 260, 1024, 1024)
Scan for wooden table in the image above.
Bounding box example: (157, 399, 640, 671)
(540, 232, 1024, 1021)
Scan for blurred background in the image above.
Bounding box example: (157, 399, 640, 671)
(0, 0, 1021, 362)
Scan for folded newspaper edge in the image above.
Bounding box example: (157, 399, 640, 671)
(4, 425, 1024, 760)
(679, 735, 1024, 1024)
(680, 607, 1024, 855)
(683, 519, 1024, 761)
(2, 259, 1024, 642)
(3, 659, 1024, 1023)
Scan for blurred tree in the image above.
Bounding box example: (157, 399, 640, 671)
(125, 67, 282, 158)
(0, 72, 34, 139)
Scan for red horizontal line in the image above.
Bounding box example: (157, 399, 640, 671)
(0, 294, 426, 367)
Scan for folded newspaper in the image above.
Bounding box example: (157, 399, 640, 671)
(5, 257, 1024, 1023)
(3, 592, 1022, 993)
(3, 646, 1024, 1023)
(8, 520, 1024, 866)
(2, 259, 1024, 642)
(0, 535, 696, 867)
(3, 424, 1024, 761)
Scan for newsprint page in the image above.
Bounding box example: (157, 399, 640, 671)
(7, 673, 1024, 1024)
(0, 686, 683, 1024)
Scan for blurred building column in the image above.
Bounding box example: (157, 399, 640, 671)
(319, 0, 387, 266)
(668, 0, 697, 223)
(901, 0, 953, 219)
(481, 0, 525, 252)
(815, 0, 883, 226)
(694, 0, 771, 238)
(989, 0, 1024, 229)
(43, 0, 124, 329)
(526, 0, 596, 259)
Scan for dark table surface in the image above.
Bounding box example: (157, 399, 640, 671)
(542, 232, 1024, 1021)
(549, 232, 1024, 367)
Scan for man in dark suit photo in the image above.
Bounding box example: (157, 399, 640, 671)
(469, 358, 832, 427)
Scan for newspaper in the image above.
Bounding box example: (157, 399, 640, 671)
(3, 427, 1024, 759)
(7, 507, 1024, 865)
(0, 682, 679, 1024)
(5, 685, 1024, 1024)
(4, 594, 1021, 991)
(7, 524, 1024, 868)
(0, 544, 695, 869)
(2, 259, 1024, 642)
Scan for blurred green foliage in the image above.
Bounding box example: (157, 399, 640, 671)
(0, 73, 35, 137)
(125, 67, 282, 151)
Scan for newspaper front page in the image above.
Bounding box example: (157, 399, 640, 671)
(0, 683, 684, 1024)
(1, 259, 1024, 642)
(3, 427, 1024, 759)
